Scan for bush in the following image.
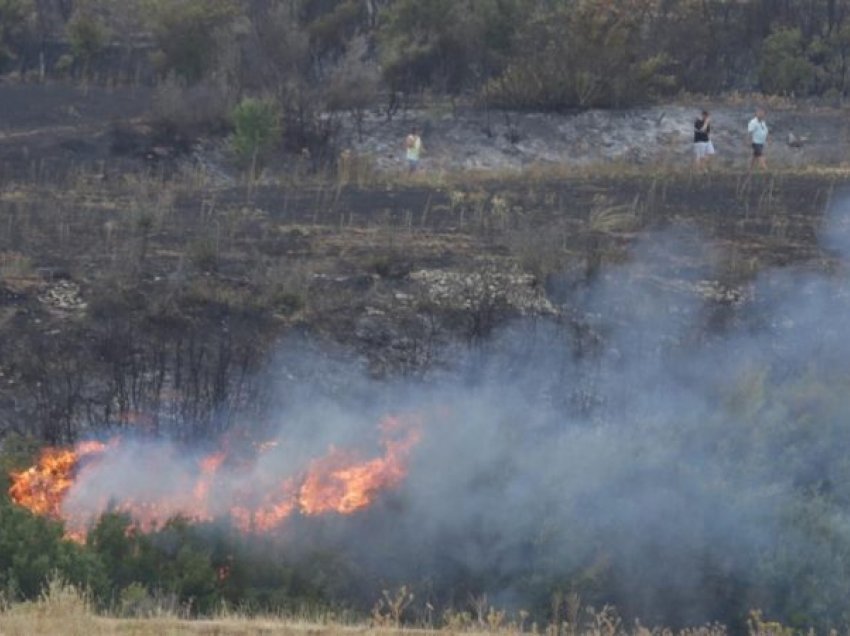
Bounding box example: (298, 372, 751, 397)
(378, 0, 528, 94)
(0, 498, 108, 601)
(152, 74, 235, 136)
(187, 237, 219, 273)
(230, 97, 281, 173)
(143, 0, 238, 83)
(759, 28, 815, 96)
(484, 3, 675, 110)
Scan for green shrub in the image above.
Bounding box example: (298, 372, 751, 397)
(759, 28, 815, 95)
(0, 498, 108, 601)
(143, 0, 238, 83)
(230, 97, 281, 173)
(484, 4, 675, 110)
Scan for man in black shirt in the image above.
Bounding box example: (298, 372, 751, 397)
(693, 110, 714, 170)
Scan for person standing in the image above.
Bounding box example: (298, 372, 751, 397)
(747, 108, 769, 172)
(404, 127, 422, 174)
(693, 109, 714, 170)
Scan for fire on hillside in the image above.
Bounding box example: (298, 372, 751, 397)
(8, 415, 422, 542)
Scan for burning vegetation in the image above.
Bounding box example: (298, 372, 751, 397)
(8, 416, 422, 541)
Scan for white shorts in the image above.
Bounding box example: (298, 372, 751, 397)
(694, 141, 715, 159)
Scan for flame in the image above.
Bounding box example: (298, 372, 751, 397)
(8, 441, 106, 519)
(299, 420, 421, 515)
(8, 415, 422, 541)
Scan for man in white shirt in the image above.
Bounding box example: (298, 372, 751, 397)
(747, 108, 769, 172)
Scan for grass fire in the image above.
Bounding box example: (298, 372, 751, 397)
(8, 415, 422, 541)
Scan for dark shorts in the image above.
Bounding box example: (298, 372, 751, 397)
(752, 143, 764, 157)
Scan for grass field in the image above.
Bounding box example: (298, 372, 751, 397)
(0, 580, 792, 636)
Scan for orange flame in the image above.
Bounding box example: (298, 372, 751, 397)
(8, 441, 107, 519)
(8, 415, 422, 541)
(299, 420, 421, 515)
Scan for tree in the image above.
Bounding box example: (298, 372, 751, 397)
(378, 0, 529, 95)
(485, 0, 674, 110)
(0, 498, 108, 600)
(67, 9, 109, 78)
(143, 0, 238, 83)
(326, 35, 381, 140)
(230, 97, 282, 181)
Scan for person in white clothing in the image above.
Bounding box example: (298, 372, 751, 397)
(747, 108, 769, 172)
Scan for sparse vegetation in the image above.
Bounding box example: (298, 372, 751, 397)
(2, 1, 850, 632)
(0, 576, 805, 635)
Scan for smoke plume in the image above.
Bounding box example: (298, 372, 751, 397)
(14, 190, 850, 629)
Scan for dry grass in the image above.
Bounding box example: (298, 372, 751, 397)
(0, 581, 774, 636)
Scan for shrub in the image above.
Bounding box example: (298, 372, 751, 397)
(152, 74, 235, 136)
(143, 0, 238, 83)
(759, 28, 815, 96)
(0, 498, 108, 601)
(378, 0, 528, 95)
(484, 2, 675, 110)
(230, 97, 282, 174)
(187, 237, 219, 273)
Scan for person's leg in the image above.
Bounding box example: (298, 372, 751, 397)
(696, 143, 709, 171)
(750, 144, 762, 173)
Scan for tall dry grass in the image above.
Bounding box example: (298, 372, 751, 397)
(0, 579, 801, 636)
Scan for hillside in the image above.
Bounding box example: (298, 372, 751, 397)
(3, 77, 850, 631)
(3, 5, 850, 621)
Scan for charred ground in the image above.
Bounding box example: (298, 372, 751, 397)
(0, 157, 838, 439)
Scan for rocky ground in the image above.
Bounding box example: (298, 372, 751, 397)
(339, 101, 850, 173)
(0, 83, 848, 180)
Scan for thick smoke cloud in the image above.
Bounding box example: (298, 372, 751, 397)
(64, 191, 850, 628)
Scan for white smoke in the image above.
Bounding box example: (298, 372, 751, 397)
(61, 191, 850, 628)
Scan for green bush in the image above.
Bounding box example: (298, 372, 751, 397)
(0, 498, 108, 601)
(230, 97, 281, 171)
(143, 0, 238, 83)
(484, 4, 675, 110)
(759, 28, 816, 96)
(378, 0, 529, 94)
